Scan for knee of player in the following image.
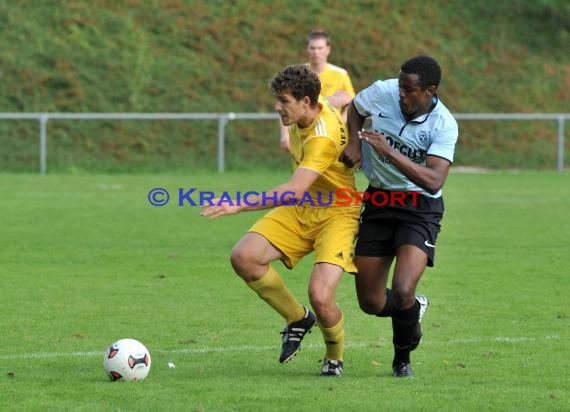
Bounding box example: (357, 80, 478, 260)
(230, 245, 252, 275)
(357, 298, 381, 315)
(308, 289, 333, 312)
(391, 287, 416, 309)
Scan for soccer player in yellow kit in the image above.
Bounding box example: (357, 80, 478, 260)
(279, 30, 355, 153)
(202, 64, 359, 376)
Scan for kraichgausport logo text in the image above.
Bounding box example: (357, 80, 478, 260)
(148, 188, 421, 207)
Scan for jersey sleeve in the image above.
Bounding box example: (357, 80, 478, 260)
(427, 122, 459, 163)
(298, 136, 338, 174)
(353, 80, 382, 117)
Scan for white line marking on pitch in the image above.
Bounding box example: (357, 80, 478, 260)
(0, 335, 560, 361)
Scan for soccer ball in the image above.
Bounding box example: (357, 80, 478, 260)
(103, 338, 151, 382)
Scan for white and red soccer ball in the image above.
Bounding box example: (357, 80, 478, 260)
(103, 338, 151, 381)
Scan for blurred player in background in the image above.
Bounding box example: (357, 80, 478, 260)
(341, 55, 459, 378)
(279, 29, 355, 153)
(202, 64, 359, 376)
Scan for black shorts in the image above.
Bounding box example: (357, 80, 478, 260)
(354, 186, 444, 267)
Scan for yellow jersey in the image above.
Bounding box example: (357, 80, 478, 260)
(288, 96, 356, 206)
(310, 63, 355, 99)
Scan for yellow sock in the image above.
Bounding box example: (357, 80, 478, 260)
(247, 266, 305, 324)
(319, 313, 345, 361)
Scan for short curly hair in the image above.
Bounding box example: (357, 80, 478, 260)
(400, 55, 441, 89)
(270, 64, 321, 105)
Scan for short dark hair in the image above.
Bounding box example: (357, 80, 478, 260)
(400, 55, 441, 89)
(306, 29, 330, 46)
(270, 64, 321, 105)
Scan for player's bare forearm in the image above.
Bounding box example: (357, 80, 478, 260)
(325, 91, 353, 110)
(201, 168, 320, 219)
(340, 102, 364, 167)
(359, 129, 451, 195)
(386, 153, 450, 195)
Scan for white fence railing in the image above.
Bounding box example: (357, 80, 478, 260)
(0, 112, 568, 174)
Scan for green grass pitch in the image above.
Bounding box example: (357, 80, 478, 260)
(0, 170, 568, 411)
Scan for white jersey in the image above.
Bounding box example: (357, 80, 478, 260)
(354, 78, 458, 198)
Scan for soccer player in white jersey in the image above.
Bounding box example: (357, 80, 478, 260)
(340, 55, 459, 377)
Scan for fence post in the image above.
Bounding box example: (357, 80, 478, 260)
(557, 116, 565, 173)
(217, 114, 227, 173)
(39, 114, 49, 175)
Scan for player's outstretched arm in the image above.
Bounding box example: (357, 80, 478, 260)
(200, 167, 320, 219)
(339, 101, 364, 168)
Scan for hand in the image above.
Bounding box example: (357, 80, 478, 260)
(339, 146, 361, 168)
(200, 199, 241, 219)
(339, 137, 362, 168)
(358, 129, 391, 157)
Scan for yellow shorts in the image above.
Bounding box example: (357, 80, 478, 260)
(249, 205, 360, 273)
